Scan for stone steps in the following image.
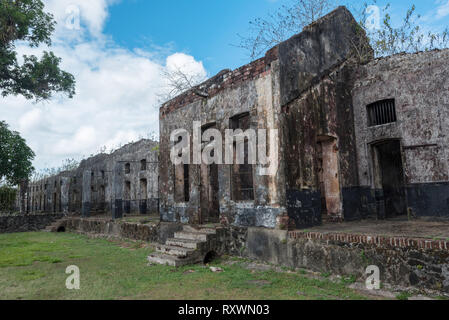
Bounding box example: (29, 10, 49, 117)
(166, 238, 203, 250)
(155, 244, 197, 258)
(174, 231, 208, 241)
(148, 224, 218, 267)
(147, 253, 198, 267)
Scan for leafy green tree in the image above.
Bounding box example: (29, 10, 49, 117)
(0, 121, 35, 185)
(0, 0, 75, 100)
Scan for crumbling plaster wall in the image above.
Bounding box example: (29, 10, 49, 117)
(159, 6, 372, 229)
(278, 6, 373, 227)
(353, 50, 449, 217)
(26, 139, 159, 216)
(159, 56, 286, 228)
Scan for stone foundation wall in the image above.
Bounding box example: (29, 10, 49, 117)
(245, 228, 449, 293)
(61, 218, 161, 243)
(0, 214, 63, 233)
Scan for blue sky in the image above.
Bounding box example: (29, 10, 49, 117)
(2, 0, 448, 173)
(102, 0, 449, 75)
(103, 0, 285, 74)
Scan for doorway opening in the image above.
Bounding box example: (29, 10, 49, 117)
(372, 140, 407, 219)
(124, 181, 131, 214)
(200, 123, 220, 224)
(140, 179, 148, 215)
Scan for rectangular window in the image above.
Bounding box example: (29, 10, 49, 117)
(367, 99, 397, 127)
(141, 159, 147, 171)
(230, 113, 254, 201)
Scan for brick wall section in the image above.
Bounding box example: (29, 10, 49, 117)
(160, 47, 278, 118)
(289, 231, 449, 251)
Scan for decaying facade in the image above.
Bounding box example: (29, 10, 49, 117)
(159, 7, 449, 230)
(23, 139, 159, 217)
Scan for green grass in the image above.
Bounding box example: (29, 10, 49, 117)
(396, 292, 413, 301)
(0, 232, 381, 300)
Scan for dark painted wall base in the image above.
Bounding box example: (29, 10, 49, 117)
(342, 187, 378, 221)
(113, 199, 123, 219)
(407, 182, 449, 218)
(82, 202, 90, 218)
(287, 189, 322, 228)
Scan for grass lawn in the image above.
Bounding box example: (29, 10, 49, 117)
(0, 232, 381, 300)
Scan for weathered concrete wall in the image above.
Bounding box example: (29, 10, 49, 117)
(246, 227, 449, 293)
(282, 62, 367, 227)
(159, 7, 371, 229)
(159, 48, 285, 228)
(25, 139, 159, 218)
(353, 50, 449, 218)
(0, 214, 63, 233)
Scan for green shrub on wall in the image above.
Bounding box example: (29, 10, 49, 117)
(0, 186, 17, 213)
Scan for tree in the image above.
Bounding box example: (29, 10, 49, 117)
(237, 0, 333, 60)
(0, 121, 35, 185)
(236, 0, 449, 60)
(361, 3, 449, 57)
(157, 64, 208, 105)
(0, 0, 75, 101)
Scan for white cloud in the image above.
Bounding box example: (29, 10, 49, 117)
(437, 0, 449, 19)
(1, 0, 207, 172)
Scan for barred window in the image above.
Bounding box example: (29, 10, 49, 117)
(367, 99, 397, 127)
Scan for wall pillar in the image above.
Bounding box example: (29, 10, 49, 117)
(82, 171, 91, 217)
(19, 180, 28, 214)
(61, 177, 70, 214)
(112, 163, 123, 219)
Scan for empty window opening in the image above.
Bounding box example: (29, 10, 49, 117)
(125, 163, 131, 174)
(141, 159, 147, 171)
(101, 170, 105, 179)
(230, 113, 254, 201)
(367, 99, 397, 127)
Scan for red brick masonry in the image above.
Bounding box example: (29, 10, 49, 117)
(160, 47, 278, 118)
(288, 231, 449, 251)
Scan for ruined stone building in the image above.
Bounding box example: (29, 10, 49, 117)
(159, 7, 449, 230)
(23, 139, 159, 217)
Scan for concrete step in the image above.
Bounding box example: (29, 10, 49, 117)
(174, 231, 208, 242)
(166, 238, 203, 250)
(183, 225, 217, 235)
(156, 244, 196, 257)
(148, 253, 199, 267)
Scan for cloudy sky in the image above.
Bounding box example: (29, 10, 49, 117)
(2, 0, 448, 173)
